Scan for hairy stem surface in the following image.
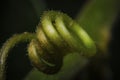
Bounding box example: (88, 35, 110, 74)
(0, 32, 36, 80)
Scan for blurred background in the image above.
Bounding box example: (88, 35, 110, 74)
(0, 0, 120, 80)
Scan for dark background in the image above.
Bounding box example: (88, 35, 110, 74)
(0, 0, 120, 80)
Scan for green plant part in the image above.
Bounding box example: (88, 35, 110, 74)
(0, 32, 36, 80)
(76, 0, 119, 53)
(0, 11, 96, 80)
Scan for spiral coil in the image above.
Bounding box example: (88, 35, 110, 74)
(28, 11, 96, 74)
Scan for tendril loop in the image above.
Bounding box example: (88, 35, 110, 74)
(28, 11, 96, 74)
(0, 11, 96, 80)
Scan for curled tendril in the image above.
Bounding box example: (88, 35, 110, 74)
(0, 11, 96, 80)
(28, 11, 96, 74)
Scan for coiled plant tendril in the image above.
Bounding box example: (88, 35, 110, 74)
(0, 11, 96, 80)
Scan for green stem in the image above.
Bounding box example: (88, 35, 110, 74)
(0, 32, 36, 80)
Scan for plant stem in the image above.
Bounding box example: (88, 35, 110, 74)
(0, 32, 36, 80)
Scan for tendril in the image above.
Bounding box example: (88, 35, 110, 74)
(28, 11, 96, 74)
(0, 11, 96, 80)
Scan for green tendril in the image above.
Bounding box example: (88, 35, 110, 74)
(0, 11, 97, 80)
(0, 32, 36, 80)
